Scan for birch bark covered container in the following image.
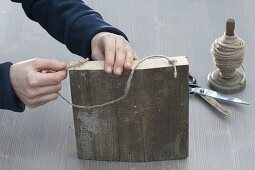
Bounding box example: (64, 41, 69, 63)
(69, 56, 189, 162)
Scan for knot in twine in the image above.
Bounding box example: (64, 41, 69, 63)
(59, 55, 177, 109)
(210, 33, 245, 79)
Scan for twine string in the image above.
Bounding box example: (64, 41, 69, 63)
(211, 33, 245, 82)
(59, 55, 177, 109)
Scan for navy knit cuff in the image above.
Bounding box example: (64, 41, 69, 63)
(0, 62, 25, 112)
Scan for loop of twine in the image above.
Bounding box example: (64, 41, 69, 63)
(59, 55, 177, 109)
(211, 33, 245, 81)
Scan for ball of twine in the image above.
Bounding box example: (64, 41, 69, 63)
(210, 33, 245, 79)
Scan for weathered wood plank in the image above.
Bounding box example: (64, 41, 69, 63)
(69, 56, 189, 162)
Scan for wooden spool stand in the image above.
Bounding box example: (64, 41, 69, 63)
(207, 19, 246, 94)
(69, 56, 189, 162)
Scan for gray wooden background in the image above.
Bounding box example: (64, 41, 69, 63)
(1, 0, 255, 169)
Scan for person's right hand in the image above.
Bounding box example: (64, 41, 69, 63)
(91, 32, 138, 76)
(9, 58, 67, 108)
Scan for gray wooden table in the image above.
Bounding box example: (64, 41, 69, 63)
(1, 0, 255, 169)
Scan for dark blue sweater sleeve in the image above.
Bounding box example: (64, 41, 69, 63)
(11, 0, 128, 59)
(0, 63, 25, 112)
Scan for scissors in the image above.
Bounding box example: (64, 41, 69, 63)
(189, 74, 249, 116)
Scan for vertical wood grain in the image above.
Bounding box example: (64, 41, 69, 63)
(69, 64, 189, 162)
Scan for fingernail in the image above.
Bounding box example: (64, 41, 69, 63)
(115, 67, 122, 75)
(106, 66, 112, 73)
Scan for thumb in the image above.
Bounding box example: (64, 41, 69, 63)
(91, 47, 105, 60)
(33, 58, 66, 71)
(91, 35, 105, 61)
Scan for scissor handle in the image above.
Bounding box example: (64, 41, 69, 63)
(189, 74, 197, 84)
(189, 83, 200, 94)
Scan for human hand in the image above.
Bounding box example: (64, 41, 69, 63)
(9, 58, 67, 108)
(91, 32, 138, 76)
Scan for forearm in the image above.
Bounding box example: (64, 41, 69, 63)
(12, 0, 128, 58)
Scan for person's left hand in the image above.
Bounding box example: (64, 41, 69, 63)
(91, 32, 138, 76)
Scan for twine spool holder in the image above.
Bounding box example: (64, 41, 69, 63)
(207, 19, 246, 94)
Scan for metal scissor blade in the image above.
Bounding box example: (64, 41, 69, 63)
(192, 88, 250, 105)
(199, 95, 232, 117)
